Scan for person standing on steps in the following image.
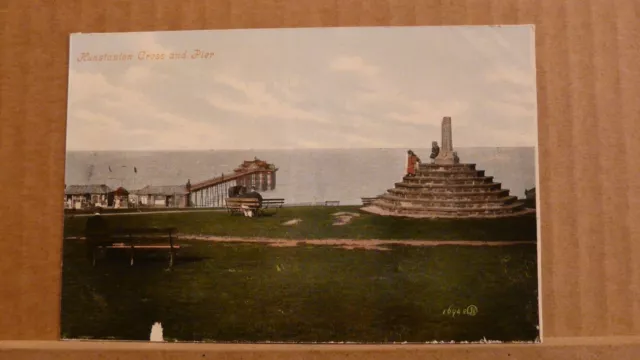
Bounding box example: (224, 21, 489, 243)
(406, 150, 420, 177)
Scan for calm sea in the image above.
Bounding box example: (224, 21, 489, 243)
(64, 147, 536, 206)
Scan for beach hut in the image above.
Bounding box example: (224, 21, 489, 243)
(133, 185, 190, 208)
(64, 184, 113, 209)
(110, 187, 130, 208)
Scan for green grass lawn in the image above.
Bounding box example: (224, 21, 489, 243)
(63, 206, 538, 241)
(60, 240, 539, 343)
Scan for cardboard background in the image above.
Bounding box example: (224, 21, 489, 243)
(1, 0, 639, 358)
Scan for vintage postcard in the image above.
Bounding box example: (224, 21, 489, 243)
(61, 25, 540, 344)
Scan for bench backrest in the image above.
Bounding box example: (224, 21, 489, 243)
(110, 227, 178, 235)
(226, 198, 261, 207)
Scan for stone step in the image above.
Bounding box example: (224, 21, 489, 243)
(387, 188, 510, 200)
(419, 163, 477, 171)
(362, 204, 535, 219)
(376, 195, 519, 210)
(415, 170, 486, 178)
(395, 182, 503, 191)
(370, 199, 529, 215)
(402, 176, 495, 185)
(405, 174, 491, 181)
(380, 194, 518, 206)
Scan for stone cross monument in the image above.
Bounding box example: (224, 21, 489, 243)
(435, 116, 456, 164)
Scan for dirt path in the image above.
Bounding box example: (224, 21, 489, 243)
(65, 209, 224, 217)
(65, 234, 537, 250)
(174, 235, 536, 251)
(64, 234, 536, 251)
(65, 234, 535, 250)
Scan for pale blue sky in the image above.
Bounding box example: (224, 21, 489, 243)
(66, 25, 537, 151)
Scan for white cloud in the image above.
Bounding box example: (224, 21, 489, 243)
(206, 74, 329, 124)
(333, 57, 470, 128)
(502, 90, 537, 106)
(66, 112, 124, 150)
(483, 67, 537, 121)
(295, 139, 325, 148)
(342, 132, 401, 148)
(485, 126, 537, 147)
(272, 78, 305, 104)
(123, 66, 153, 84)
(329, 55, 379, 77)
(67, 72, 118, 104)
(69, 72, 182, 128)
(67, 71, 225, 150)
(484, 100, 536, 119)
(386, 100, 469, 126)
(72, 109, 122, 128)
(482, 65, 537, 131)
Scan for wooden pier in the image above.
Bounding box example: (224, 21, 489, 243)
(189, 159, 278, 208)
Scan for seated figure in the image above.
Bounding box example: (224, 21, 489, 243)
(430, 141, 440, 163)
(241, 187, 263, 217)
(228, 185, 247, 198)
(525, 187, 536, 200)
(244, 187, 263, 206)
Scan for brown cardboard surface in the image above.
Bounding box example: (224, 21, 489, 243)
(0, 0, 639, 358)
(2, 338, 640, 359)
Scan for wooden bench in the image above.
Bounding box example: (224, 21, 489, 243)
(361, 197, 379, 206)
(262, 198, 285, 210)
(225, 197, 262, 216)
(325, 200, 340, 206)
(87, 227, 179, 268)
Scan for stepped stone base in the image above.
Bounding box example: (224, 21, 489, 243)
(361, 163, 535, 219)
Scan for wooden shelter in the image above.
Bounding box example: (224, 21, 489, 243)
(132, 185, 190, 208)
(64, 184, 113, 209)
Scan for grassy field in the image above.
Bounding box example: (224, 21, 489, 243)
(60, 239, 539, 343)
(63, 206, 538, 241)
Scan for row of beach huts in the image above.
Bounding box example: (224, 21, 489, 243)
(64, 184, 191, 210)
